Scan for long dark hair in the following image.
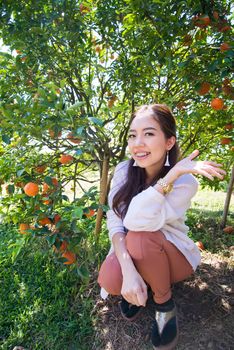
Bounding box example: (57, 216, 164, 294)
(112, 104, 180, 218)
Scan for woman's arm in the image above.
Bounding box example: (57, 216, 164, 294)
(123, 150, 226, 231)
(112, 232, 148, 306)
(106, 161, 148, 306)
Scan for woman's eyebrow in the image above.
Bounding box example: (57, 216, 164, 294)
(129, 127, 157, 132)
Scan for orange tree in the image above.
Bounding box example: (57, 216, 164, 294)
(0, 0, 233, 259)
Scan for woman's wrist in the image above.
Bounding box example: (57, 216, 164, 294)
(154, 168, 180, 195)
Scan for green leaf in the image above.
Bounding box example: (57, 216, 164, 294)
(17, 169, 25, 177)
(72, 207, 83, 219)
(46, 235, 57, 245)
(2, 135, 11, 144)
(89, 117, 103, 126)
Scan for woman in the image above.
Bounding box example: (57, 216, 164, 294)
(98, 104, 225, 350)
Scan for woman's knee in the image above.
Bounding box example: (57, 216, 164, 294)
(126, 230, 166, 259)
(98, 253, 122, 295)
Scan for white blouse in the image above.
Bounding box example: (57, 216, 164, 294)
(101, 159, 201, 299)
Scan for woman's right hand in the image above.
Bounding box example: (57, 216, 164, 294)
(121, 269, 148, 306)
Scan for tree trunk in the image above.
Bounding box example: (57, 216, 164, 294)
(221, 164, 234, 228)
(94, 156, 109, 239)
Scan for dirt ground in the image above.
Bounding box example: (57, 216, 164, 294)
(93, 250, 234, 350)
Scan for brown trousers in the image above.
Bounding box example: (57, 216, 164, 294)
(98, 230, 194, 303)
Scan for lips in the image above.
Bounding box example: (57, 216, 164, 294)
(134, 152, 151, 159)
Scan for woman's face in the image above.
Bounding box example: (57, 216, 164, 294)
(128, 113, 175, 178)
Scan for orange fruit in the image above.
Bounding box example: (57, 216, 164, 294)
(24, 182, 39, 196)
(39, 217, 52, 226)
(54, 214, 61, 224)
(59, 154, 74, 164)
(49, 129, 62, 138)
(62, 251, 76, 265)
(220, 138, 231, 145)
(197, 82, 211, 95)
(220, 43, 230, 52)
(223, 226, 234, 234)
(67, 132, 81, 144)
(85, 209, 95, 218)
(19, 223, 30, 234)
(35, 165, 47, 174)
(43, 199, 52, 205)
(193, 15, 210, 28)
(42, 178, 59, 193)
(60, 241, 68, 252)
(211, 98, 224, 110)
(224, 123, 233, 130)
(195, 241, 205, 250)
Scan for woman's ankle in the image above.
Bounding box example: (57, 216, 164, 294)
(154, 297, 175, 312)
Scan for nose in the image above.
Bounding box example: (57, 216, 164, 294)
(134, 135, 145, 146)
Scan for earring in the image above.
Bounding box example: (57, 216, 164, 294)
(164, 151, 170, 166)
(133, 160, 138, 167)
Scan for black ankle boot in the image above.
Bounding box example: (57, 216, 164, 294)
(151, 298, 179, 350)
(119, 297, 143, 321)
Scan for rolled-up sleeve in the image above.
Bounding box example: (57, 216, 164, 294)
(123, 174, 198, 232)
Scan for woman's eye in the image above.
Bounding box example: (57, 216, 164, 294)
(128, 134, 135, 139)
(145, 132, 154, 136)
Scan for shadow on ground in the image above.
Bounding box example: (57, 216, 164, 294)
(93, 251, 234, 350)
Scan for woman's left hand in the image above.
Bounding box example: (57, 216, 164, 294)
(172, 150, 226, 181)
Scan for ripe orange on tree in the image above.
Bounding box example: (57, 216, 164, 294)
(43, 198, 52, 205)
(48, 129, 62, 139)
(85, 209, 96, 218)
(60, 241, 68, 252)
(24, 182, 39, 197)
(220, 43, 230, 52)
(220, 138, 231, 145)
(195, 241, 205, 250)
(62, 251, 76, 265)
(193, 15, 210, 28)
(224, 123, 233, 130)
(211, 98, 224, 110)
(59, 154, 74, 164)
(67, 132, 81, 144)
(42, 178, 59, 193)
(19, 223, 30, 234)
(39, 217, 52, 226)
(35, 165, 47, 174)
(54, 213, 61, 224)
(197, 82, 211, 95)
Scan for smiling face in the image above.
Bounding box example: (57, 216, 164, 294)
(128, 113, 176, 180)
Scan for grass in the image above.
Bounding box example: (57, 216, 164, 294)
(0, 224, 106, 350)
(187, 189, 234, 253)
(0, 189, 233, 350)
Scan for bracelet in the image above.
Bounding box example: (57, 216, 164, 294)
(156, 178, 173, 195)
